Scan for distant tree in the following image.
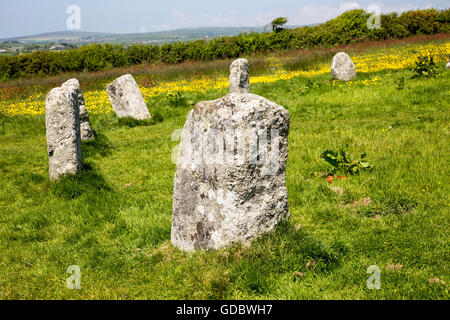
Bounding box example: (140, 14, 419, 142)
(271, 17, 288, 33)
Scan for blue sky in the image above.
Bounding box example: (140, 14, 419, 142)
(0, 0, 449, 38)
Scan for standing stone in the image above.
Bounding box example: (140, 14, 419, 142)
(106, 74, 151, 120)
(171, 89, 290, 251)
(331, 52, 356, 81)
(62, 79, 95, 141)
(229, 58, 250, 93)
(45, 86, 82, 180)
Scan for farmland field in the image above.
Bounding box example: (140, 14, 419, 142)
(0, 35, 449, 299)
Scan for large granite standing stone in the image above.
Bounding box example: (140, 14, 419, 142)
(106, 74, 151, 120)
(331, 52, 356, 81)
(45, 86, 82, 180)
(229, 58, 250, 93)
(62, 79, 95, 141)
(171, 91, 290, 252)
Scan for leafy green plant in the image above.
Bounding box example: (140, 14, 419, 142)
(411, 54, 438, 78)
(320, 145, 373, 175)
(151, 110, 164, 123)
(298, 87, 309, 96)
(395, 76, 406, 90)
(166, 91, 186, 106)
(298, 79, 325, 95)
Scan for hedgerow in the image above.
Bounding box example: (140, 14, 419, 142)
(0, 9, 448, 80)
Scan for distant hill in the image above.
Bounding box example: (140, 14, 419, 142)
(0, 27, 281, 45)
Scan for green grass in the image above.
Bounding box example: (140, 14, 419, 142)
(0, 58, 449, 299)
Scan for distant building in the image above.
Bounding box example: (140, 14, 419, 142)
(0, 49, 8, 53)
(49, 45, 66, 51)
(10, 46, 25, 52)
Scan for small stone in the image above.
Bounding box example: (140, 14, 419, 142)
(294, 272, 305, 277)
(331, 186, 344, 196)
(45, 86, 82, 180)
(363, 197, 372, 206)
(229, 58, 250, 93)
(106, 74, 151, 120)
(62, 79, 94, 141)
(331, 52, 356, 81)
(446, 61, 450, 69)
(428, 278, 445, 285)
(387, 264, 403, 270)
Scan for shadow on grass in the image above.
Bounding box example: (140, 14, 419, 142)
(49, 162, 112, 200)
(117, 112, 164, 128)
(89, 111, 164, 133)
(357, 196, 419, 217)
(8, 163, 117, 244)
(13, 171, 49, 198)
(208, 221, 349, 297)
(82, 132, 114, 158)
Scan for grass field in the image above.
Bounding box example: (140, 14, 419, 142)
(0, 36, 449, 299)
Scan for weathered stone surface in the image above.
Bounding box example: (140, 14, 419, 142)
(229, 58, 250, 93)
(62, 79, 95, 141)
(45, 86, 82, 180)
(331, 52, 356, 81)
(106, 74, 151, 120)
(171, 92, 290, 252)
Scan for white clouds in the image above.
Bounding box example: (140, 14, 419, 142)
(171, 10, 185, 18)
(339, 2, 361, 11)
(147, 24, 172, 32)
(143, 1, 442, 32)
(376, 2, 435, 13)
(165, 10, 275, 29)
(289, 2, 362, 26)
(355, 1, 436, 15)
(251, 12, 278, 26)
(297, 5, 337, 24)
